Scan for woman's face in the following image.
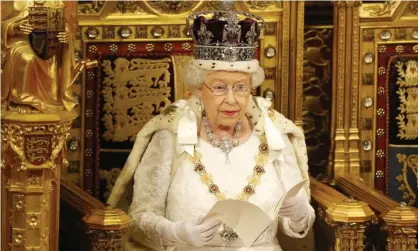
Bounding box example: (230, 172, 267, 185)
(198, 70, 251, 128)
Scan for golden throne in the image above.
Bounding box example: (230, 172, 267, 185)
(2, 1, 418, 251)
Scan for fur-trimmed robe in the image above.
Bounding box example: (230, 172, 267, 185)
(107, 95, 310, 208)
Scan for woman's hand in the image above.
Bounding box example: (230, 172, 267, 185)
(57, 25, 70, 44)
(279, 195, 308, 221)
(163, 216, 221, 247)
(13, 19, 33, 35)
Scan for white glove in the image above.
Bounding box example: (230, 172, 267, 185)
(279, 195, 308, 221)
(161, 216, 221, 247)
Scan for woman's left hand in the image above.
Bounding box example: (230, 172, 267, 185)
(279, 195, 308, 221)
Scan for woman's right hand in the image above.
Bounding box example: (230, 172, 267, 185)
(166, 217, 222, 247)
(13, 20, 34, 35)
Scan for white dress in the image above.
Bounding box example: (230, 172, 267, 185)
(128, 129, 315, 251)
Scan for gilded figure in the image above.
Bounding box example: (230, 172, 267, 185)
(1, 0, 77, 113)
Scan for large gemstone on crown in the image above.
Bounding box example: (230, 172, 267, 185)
(224, 47, 238, 62)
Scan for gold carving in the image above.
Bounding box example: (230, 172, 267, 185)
(396, 154, 417, 205)
(2, 122, 72, 169)
(383, 203, 418, 251)
(395, 28, 407, 40)
(295, 2, 305, 126)
(395, 61, 418, 140)
(24, 135, 52, 165)
(2, 115, 74, 251)
(363, 0, 398, 17)
(281, 1, 290, 116)
(135, 26, 148, 38)
(2, 1, 78, 113)
(147, 1, 199, 14)
(325, 198, 374, 251)
(13, 229, 26, 246)
(246, 1, 277, 10)
(114, 1, 146, 14)
(14, 194, 26, 212)
(408, 1, 418, 15)
(28, 175, 41, 186)
(168, 25, 181, 38)
(362, 73, 373, 85)
(265, 68, 276, 80)
(351, 5, 360, 128)
(103, 26, 115, 39)
(28, 213, 40, 228)
(101, 58, 172, 142)
(78, 1, 105, 14)
(264, 23, 277, 36)
(83, 206, 131, 251)
(362, 29, 375, 42)
(336, 7, 346, 130)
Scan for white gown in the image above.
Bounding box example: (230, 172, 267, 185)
(127, 129, 315, 251)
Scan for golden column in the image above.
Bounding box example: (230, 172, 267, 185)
(330, 0, 362, 178)
(326, 198, 375, 250)
(383, 203, 418, 251)
(1, 113, 76, 250)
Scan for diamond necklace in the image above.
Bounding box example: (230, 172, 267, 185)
(202, 114, 241, 162)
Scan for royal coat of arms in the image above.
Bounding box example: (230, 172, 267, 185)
(24, 135, 52, 166)
(28, 3, 65, 60)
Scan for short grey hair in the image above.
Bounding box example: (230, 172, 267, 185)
(183, 62, 265, 92)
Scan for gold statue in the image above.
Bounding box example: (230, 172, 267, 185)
(1, 0, 77, 113)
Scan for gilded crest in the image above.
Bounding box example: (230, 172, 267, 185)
(24, 135, 52, 166)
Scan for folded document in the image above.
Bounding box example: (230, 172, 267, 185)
(205, 179, 308, 247)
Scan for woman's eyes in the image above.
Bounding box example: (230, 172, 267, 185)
(213, 85, 227, 90)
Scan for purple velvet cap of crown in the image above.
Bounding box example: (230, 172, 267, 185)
(192, 14, 260, 46)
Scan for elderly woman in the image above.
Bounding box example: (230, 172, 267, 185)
(107, 10, 315, 251)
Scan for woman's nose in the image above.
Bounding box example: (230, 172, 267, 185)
(225, 88, 237, 104)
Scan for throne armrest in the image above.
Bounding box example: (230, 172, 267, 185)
(310, 176, 375, 251)
(60, 178, 131, 251)
(336, 176, 418, 251)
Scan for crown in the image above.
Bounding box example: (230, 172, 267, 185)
(186, 10, 264, 62)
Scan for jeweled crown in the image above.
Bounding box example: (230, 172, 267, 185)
(186, 10, 264, 62)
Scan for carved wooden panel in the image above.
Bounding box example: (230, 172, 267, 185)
(303, 27, 333, 177)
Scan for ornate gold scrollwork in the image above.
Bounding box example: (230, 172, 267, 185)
(395, 60, 418, 140)
(146, 1, 199, 14)
(115, 1, 146, 14)
(78, 1, 105, 14)
(2, 122, 72, 170)
(246, 1, 277, 10)
(408, 1, 418, 15)
(363, 0, 399, 17)
(101, 58, 172, 142)
(396, 154, 418, 205)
